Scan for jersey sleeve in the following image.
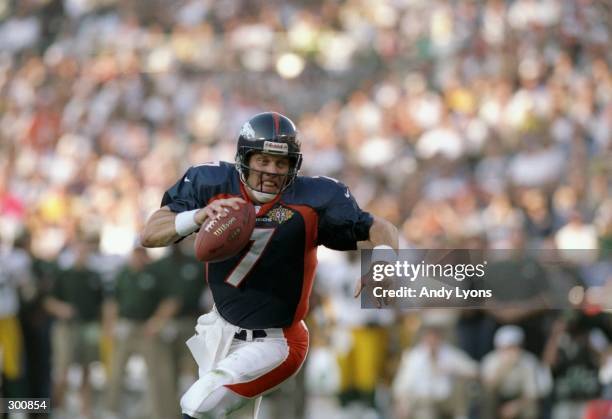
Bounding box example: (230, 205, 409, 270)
(160, 166, 209, 212)
(317, 180, 373, 250)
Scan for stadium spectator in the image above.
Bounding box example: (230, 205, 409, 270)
(316, 249, 395, 413)
(481, 325, 545, 419)
(148, 239, 208, 393)
(44, 238, 104, 417)
(543, 313, 612, 419)
(103, 247, 179, 419)
(0, 229, 32, 401)
(392, 323, 478, 419)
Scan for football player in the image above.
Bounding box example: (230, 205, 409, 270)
(141, 111, 398, 418)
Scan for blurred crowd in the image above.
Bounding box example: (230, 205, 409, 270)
(0, 0, 610, 418)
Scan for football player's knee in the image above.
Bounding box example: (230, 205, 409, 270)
(180, 369, 234, 416)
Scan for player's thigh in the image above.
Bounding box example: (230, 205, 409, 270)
(180, 340, 283, 417)
(224, 322, 309, 398)
(180, 337, 285, 417)
(218, 339, 289, 383)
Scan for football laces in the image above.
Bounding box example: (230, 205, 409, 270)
(204, 216, 220, 232)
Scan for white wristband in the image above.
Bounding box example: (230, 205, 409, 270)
(371, 244, 397, 264)
(175, 209, 200, 237)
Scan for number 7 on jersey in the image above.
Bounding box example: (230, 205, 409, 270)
(225, 228, 275, 287)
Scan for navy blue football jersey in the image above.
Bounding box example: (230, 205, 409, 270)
(161, 161, 373, 328)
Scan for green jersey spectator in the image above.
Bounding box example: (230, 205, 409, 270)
(44, 239, 103, 418)
(149, 240, 208, 392)
(103, 247, 179, 419)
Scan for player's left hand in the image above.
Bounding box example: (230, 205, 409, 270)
(353, 262, 392, 308)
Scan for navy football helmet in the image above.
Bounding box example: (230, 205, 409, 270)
(235, 112, 302, 200)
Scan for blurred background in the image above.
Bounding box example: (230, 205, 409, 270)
(0, 0, 610, 418)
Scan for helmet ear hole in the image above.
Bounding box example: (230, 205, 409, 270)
(235, 152, 250, 184)
(294, 155, 303, 172)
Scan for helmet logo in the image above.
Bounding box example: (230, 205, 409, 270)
(240, 122, 256, 140)
(263, 141, 289, 155)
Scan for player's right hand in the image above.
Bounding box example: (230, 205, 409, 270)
(195, 197, 247, 225)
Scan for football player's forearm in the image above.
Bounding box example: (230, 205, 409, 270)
(141, 207, 182, 247)
(363, 216, 399, 249)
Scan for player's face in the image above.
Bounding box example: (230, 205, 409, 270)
(247, 153, 290, 194)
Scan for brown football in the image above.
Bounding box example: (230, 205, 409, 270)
(194, 203, 256, 262)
